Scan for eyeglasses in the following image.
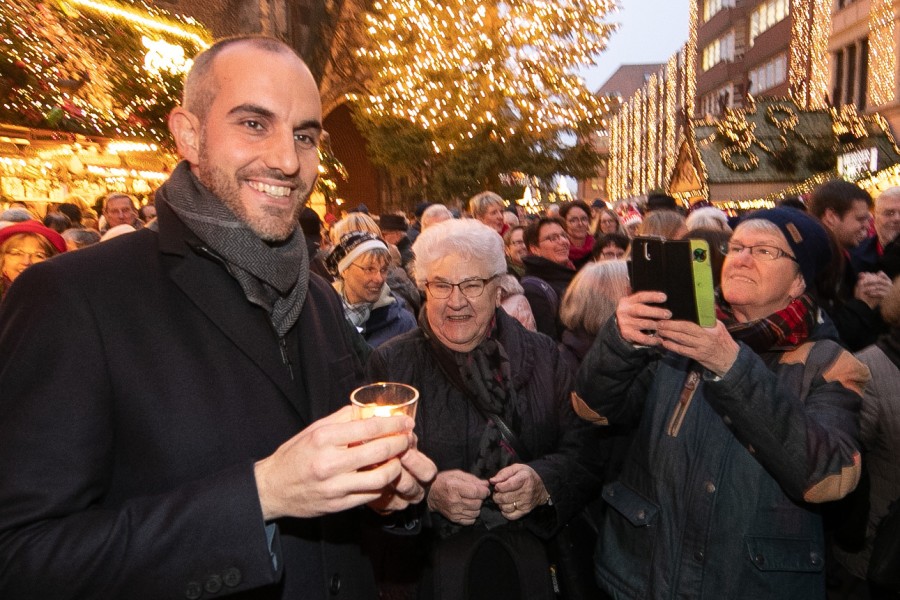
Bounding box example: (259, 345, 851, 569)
(539, 233, 569, 244)
(722, 242, 798, 263)
(4, 249, 49, 261)
(348, 263, 388, 277)
(566, 216, 590, 224)
(879, 209, 899, 219)
(425, 275, 498, 299)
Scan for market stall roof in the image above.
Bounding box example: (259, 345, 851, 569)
(669, 97, 900, 203)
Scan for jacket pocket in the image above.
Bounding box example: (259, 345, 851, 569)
(744, 536, 825, 573)
(602, 481, 659, 527)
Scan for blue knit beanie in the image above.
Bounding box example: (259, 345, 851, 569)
(740, 207, 832, 285)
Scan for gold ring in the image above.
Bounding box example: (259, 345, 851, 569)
(513, 501, 518, 511)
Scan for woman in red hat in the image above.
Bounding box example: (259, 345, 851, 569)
(0, 221, 67, 300)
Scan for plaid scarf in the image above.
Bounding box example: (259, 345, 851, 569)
(716, 293, 817, 352)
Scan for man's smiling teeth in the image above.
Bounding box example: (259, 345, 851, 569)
(248, 181, 291, 197)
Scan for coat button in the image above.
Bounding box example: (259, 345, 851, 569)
(705, 482, 716, 494)
(755, 554, 765, 566)
(635, 510, 646, 522)
(223, 568, 242, 588)
(810, 552, 822, 567)
(329, 573, 341, 595)
(204, 574, 223, 594)
(694, 550, 704, 562)
(185, 581, 203, 599)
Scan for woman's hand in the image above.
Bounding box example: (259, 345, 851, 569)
(616, 291, 672, 346)
(490, 464, 549, 521)
(426, 470, 490, 525)
(655, 319, 740, 377)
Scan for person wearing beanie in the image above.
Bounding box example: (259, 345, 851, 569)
(0, 220, 67, 300)
(379, 213, 413, 270)
(574, 206, 868, 600)
(408, 201, 432, 243)
(326, 231, 416, 348)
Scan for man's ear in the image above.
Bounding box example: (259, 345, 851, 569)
(821, 208, 839, 229)
(168, 107, 200, 165)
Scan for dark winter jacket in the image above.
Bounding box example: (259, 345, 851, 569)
(574, 317, 868, 600)
(521, 255, 576, 340)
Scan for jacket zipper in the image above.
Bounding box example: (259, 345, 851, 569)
(667, 369, 701, 437)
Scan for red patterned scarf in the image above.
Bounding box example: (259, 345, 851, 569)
(716, 294, 818, 353)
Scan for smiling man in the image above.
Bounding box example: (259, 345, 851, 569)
(0, 36, 435, 600)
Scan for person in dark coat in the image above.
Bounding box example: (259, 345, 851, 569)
(0, 36, 435, 600)
(367, 219, 604, 600)
(574, 208, 868, 599)
(521, 217, 577, 340)
(809, 179, 892, 350)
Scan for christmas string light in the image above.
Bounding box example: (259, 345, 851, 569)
(868, 0, 895, 107)
(354, 0, 619, 152)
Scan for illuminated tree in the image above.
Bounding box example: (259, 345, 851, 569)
(351, 0, 619, 203)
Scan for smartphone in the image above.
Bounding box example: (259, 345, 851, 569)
(630, 236, 716, 327)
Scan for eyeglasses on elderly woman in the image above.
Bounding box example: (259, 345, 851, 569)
(424, 275, 500, 299)
(721, 242, 798, 263)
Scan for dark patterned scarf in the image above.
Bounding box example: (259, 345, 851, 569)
(419, 308, 522, 477)
(156, 161, 309, 337)
(419, 308, 523, 531)
(715, 293, 818, 352)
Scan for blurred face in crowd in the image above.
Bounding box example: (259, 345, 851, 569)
(505, 228, 527, 265)
(721, 223, 805, 323)
(564, 206, 591, 243)
(530, 222, 570, 266)
(104, 196, 137, 228)
(478, 203, 505, 235)
(598, 242, 626, 261)
(170, 42, 322, 242)
(875, 193, 900, 246)
(342, 253, 387, 305)
(424, 254, 501, 353)
(598, 210, 620, 235)
(821, 199, 871, 249)
(1, 234, 52, 282)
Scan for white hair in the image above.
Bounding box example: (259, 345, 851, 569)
(686, 206, 731, 232)
(412, 219, 506, 288)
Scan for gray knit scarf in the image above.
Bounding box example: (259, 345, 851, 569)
(157, 161, 309, 337)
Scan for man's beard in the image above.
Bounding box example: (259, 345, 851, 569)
(198, 155, 309, 243)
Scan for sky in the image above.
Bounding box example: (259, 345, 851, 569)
(581, 0, 691, 93)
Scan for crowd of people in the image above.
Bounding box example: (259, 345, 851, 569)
(1, 34, 899, 600)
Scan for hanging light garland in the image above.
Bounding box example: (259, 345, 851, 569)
(868, 0, 896, 107)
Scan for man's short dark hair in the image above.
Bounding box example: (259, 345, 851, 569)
(183, 36, 300, 123)
(808, 179, 873, 219)
(523, 217, 565, 250)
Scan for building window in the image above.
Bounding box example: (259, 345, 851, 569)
(701, 84, 735, 117)
(749, 0, 789, 46)
(703, 0, 735, 22)
(702, 31, 735, 71)
(749, 54, 787, 94)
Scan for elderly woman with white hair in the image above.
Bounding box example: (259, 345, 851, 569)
(367, 218, 603, 600)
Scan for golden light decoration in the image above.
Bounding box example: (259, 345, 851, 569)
(868, 0, 896, 107)
(142, 36, 194, 78)
(664, 55, 678, 186)
(789, 0, 830, 109)
(63, 0, 210, 47)
(355, 0, 619, 151)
